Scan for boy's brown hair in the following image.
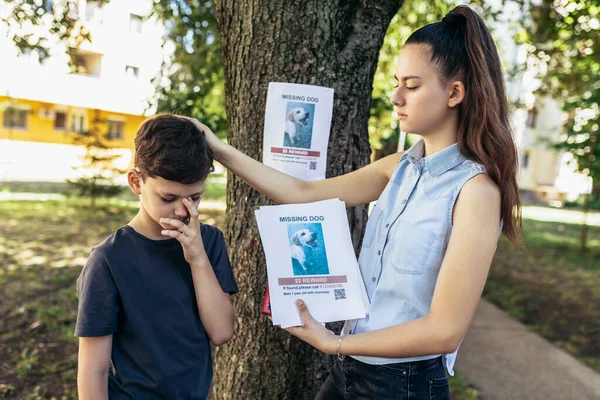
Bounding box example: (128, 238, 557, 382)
(134, 114, 214, 184)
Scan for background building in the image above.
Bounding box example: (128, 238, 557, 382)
(0, 0, 166, 182)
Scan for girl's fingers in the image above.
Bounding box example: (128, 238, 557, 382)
(284, 327, 301, 336)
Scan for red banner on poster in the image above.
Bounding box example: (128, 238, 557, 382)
(271, 147, 321, 157)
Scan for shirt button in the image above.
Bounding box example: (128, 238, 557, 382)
(402, 199, 407, 204)
(371, 277, 377, 282)
(385, 223, 390, 228)
(377, 250, 381, 255)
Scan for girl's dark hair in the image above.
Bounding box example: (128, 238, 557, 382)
(405, 5, 522, 245)
(134, 114, 214, 184)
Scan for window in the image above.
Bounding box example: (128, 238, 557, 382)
(129, 14, 143, 33)
(3, 108, 28, 129)
(54, 112, 67, 130)
(526, 107, 538, 129)
(70, 112, 87, 133)
(70, 51, 103, 77)
(125, 65, 140, 80)
(107, 120, 124, 140)
(22, 48, 40, 63)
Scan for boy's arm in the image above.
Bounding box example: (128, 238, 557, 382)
(189, 260, 235, 346)
(78, 335, 112, 400)
(161, 200, 235, 346)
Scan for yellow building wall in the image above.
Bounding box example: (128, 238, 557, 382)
(0, 96, 146, 150)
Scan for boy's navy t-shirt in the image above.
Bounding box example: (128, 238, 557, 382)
(75, 224, 238, 400)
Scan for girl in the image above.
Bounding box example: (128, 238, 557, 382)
(193, 4, 521, 399)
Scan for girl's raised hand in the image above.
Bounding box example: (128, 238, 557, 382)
(179, 116, 224, 154)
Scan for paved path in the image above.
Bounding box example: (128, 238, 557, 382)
(456, 300, 600, 400)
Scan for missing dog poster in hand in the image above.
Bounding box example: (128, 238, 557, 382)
(262, 82, 334, 181)
(255, 199, 369, 328)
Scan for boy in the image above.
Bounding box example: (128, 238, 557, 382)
(75, 114, 238, 399)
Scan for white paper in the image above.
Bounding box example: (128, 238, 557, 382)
(262, 82, 334, 181)
(255, 199, 369, 328)
(258, 199, 369, 312)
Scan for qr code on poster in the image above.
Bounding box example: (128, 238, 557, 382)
(334, 288, 346, 300)
(309, 161, 317, 170)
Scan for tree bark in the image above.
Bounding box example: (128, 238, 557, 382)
(213, 1, 403, 398)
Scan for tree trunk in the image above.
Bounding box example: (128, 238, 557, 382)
(579, 192, 589, 252)
(580, 132, 598, 252)
(213, 1, 402, 398)
(91, 177, 96, 210)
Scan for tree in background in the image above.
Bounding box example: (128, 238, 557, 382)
(67, 109, 125, 209)
(516, 0, 599, 249)
(151, 1, 227, 138)
(2, 0, 108, 60)
(554, 92, 599, 250)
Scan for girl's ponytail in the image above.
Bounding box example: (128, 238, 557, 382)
(406, 5, 523, 245)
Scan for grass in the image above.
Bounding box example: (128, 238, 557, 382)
(0, 199, 225, 398)
(485, 207, 600, 373)
(449, 370, 480, 399)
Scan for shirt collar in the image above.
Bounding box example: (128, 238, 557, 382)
(400, 139, 467, 177)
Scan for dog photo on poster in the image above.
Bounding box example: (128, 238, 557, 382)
(287, 222, 329, 276)
(283, 102, 315, 149)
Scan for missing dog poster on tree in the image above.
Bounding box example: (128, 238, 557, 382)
(255, 199, 369, 328)
(262, 82, 334, 181)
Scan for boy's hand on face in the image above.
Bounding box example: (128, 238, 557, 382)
(160, 198, 208, 266)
